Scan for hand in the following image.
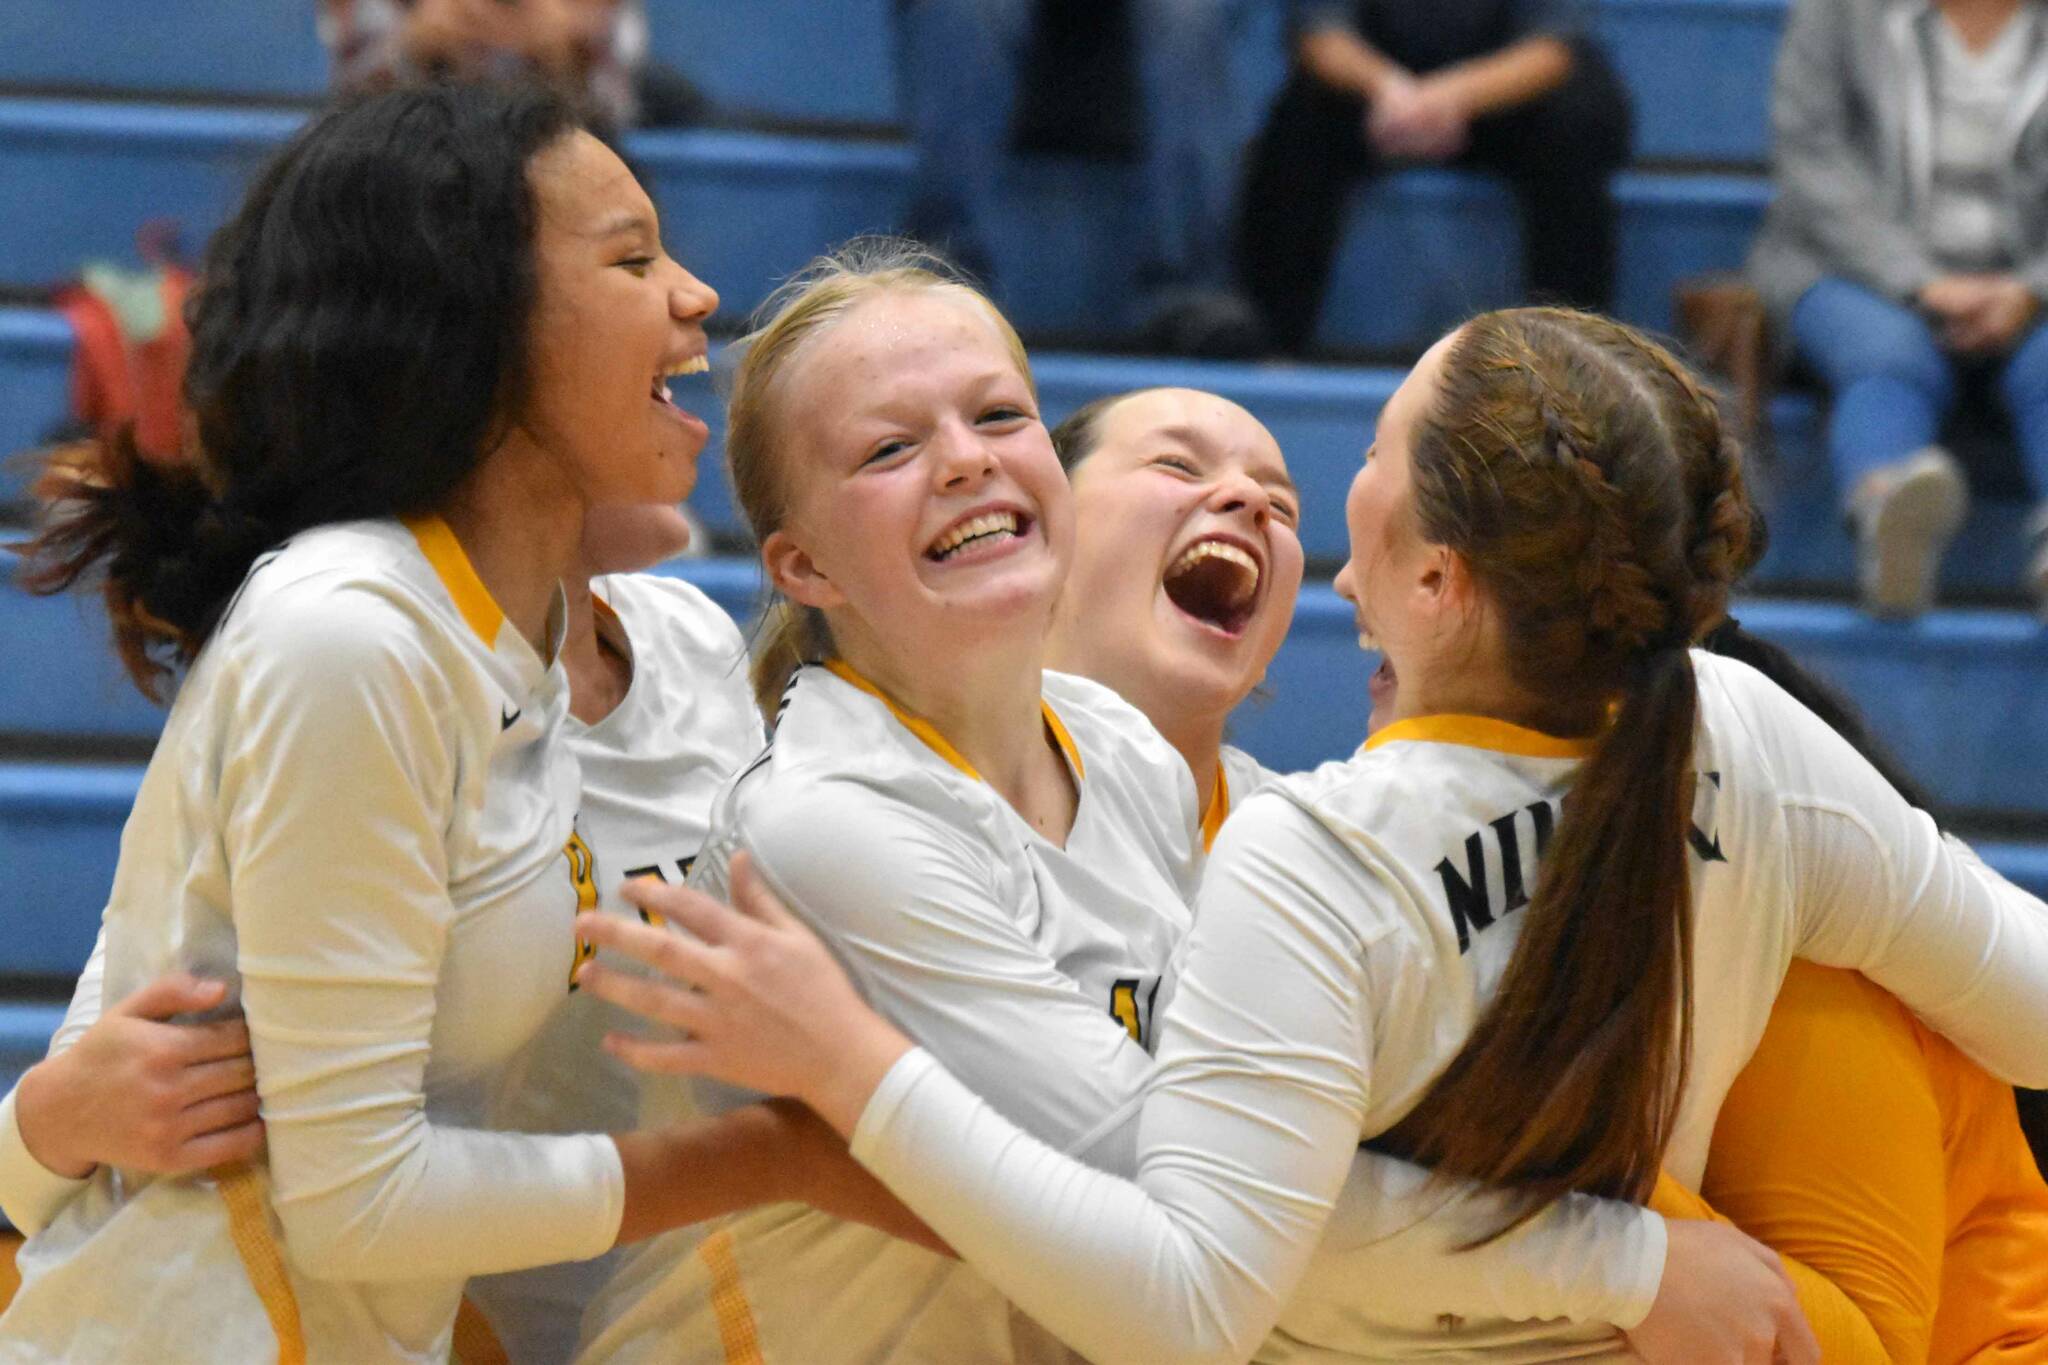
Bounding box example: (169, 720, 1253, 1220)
(1368, 73, 1470, 161)
(574, 852, 914, 1136)
(1921, 274, 2041, 354)
(16, 975, 262, 1180)
(1626, 1220, 1819, 1365)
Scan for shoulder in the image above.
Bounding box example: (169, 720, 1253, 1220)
(1220, 745, 1279, 805)
(595, 571, 747, 658)
(1042, 670, 1197, 806)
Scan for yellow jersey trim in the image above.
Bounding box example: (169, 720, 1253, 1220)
(1200, 764, 1229, 854)
(824, 659, 1084, 785)
(402, 513, 504, 646)
(212, 1161, 307, 1365)
(698, 1226, 767, 1365)
(1364, 714, 1598, 760)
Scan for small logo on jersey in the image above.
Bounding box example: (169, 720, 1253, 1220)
(501, 704, 522, 731)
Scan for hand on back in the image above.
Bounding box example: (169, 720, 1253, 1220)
(17, 974, 261, 1180)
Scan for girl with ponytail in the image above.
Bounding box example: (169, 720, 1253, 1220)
(590, 308, 2048, 1363)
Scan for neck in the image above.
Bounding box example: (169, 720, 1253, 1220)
(836, 615, 1058, 808)
(439, 437, 584, 656)
(559, 574, 633, 726)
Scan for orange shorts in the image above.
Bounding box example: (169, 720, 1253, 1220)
(1654, 962, 2048, 1363)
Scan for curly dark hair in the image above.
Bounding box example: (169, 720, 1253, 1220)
(21, 80, 583, 697)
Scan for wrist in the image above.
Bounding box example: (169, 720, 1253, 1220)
(15, 1057, 95, 1181)
(805, 1020, 915, 1139)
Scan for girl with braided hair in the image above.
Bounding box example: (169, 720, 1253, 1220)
(587, 307, 2048, 1362)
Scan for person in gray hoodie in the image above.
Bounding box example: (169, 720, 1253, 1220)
(1748, 0, 2048, 619)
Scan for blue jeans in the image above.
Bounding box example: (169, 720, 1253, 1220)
(896, 0, 1248, 299)
(1789, 275, 2048, 502)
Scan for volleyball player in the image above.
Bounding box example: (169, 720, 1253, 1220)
(0, 83, 760, 1362)
(585, 310, 2048, 1363)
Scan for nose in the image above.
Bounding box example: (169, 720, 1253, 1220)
(667, 260, 719, 325)
(931, 418, 997, 490)
(1333, 560, 1357, 604)
(1208, 469, 1272, 527)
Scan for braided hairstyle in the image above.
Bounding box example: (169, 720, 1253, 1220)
(1375, 307, 1754, 1237)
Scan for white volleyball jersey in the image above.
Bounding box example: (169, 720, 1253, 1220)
(578, 663, 1203, 1365)
(468, 571, 764, 1365)
(1206, 744, 1277, 853)
(848, 652, 2048, 1364)
(0, 518, 625, 1365)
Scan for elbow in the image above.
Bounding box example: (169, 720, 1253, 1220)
(272, 1184, 420, 1282)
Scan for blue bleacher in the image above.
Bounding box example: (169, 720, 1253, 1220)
(0, 0, 1784, 165)
(0, 99, 1767, 355)
(4, 316, 2039, 596)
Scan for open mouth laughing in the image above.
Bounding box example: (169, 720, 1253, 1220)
(1163, 534, 1262, 638)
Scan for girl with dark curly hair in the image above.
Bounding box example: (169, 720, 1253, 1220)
(0, 80, 763, 1362)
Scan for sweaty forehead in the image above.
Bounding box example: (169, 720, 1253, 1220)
(530, 131, 654, 236)
(1101, 390, 1290, 477)
(804, 290, 1018, 385)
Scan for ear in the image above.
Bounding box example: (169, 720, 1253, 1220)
(762, 528, 845, 611)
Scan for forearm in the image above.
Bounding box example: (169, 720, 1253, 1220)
(1298, 26, 1405, 101)
(1431, 36, 1572, 118)
(614, 1097, 946, 1254)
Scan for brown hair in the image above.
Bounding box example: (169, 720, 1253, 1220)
(1375, 308, 1753, 1236)
(1049, 388, 1168, 474)
(725, 237, 1034, 716)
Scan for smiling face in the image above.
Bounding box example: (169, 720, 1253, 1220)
(761, 287, 1071, 674)
(518, 130, 718, 512)
(1048, 389, 1303, 731)
(1333, 330, 1471, 733)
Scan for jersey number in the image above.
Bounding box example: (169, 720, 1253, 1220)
(564, 830, 599, 989)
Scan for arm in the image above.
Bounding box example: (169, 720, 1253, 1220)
(1424, 36, 1572, 120)
(1766, 0, 1939, 300)
(221, 599, 623, 1281)
(1752, 685, 2048, 1085)
(1297, 22, 1409, 101)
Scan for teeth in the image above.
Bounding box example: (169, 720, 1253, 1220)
(930, 511, 1021, 559)
(666, 356, 710, 377)
(1168, 540, 1260, 601)
(1358, 627, 1379, 651)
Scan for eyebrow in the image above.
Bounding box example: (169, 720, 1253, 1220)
(591, 211, 655, 240)
(1145, 422, 1298, 494)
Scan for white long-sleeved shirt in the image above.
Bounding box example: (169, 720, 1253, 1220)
(0, 519, 626, 1365)
(578, 662, 1204, 1364)
(849, 652, 2048, 1364)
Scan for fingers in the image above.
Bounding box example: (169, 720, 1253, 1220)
(175, 1015, 252, 1067)
(176, 1120, 266, 1173)
(600, 1030, 714, 1078)
(179, 1052, 257, 1106)
(179, 1089, 262, 1146)
(727, 852, 798, 930)
(617, 879, 745, 947)
(579, 908, 722, 985)
(115, 973, 229, 1022)
(575, 961, 718, 1035)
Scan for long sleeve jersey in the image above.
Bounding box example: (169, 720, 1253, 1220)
(848, 652, 2048, 1364)
(0, 519, 625, 1364)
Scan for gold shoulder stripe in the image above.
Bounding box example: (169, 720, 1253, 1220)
(212, 1161, 307, 1365)
(1364, 714, 1597, 760)
(401, 513, 505, 645)
(824, 659, 979, 778)
(698, 1226, 766, 1365)
(1201, 763, 1230, 854)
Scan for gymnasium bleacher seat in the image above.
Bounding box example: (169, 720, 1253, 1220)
(2, 0, 2044, 1104)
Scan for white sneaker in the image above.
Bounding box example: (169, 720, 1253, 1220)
(2027, 503, 2048, 624)
(1849, 447, 1969, 619)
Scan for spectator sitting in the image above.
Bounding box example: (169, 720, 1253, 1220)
(319, 0, 703, 130)
(1749, 0, 2048, 620)
(1236, 0, 1632, 356)
(895, 0, 1268, 357)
